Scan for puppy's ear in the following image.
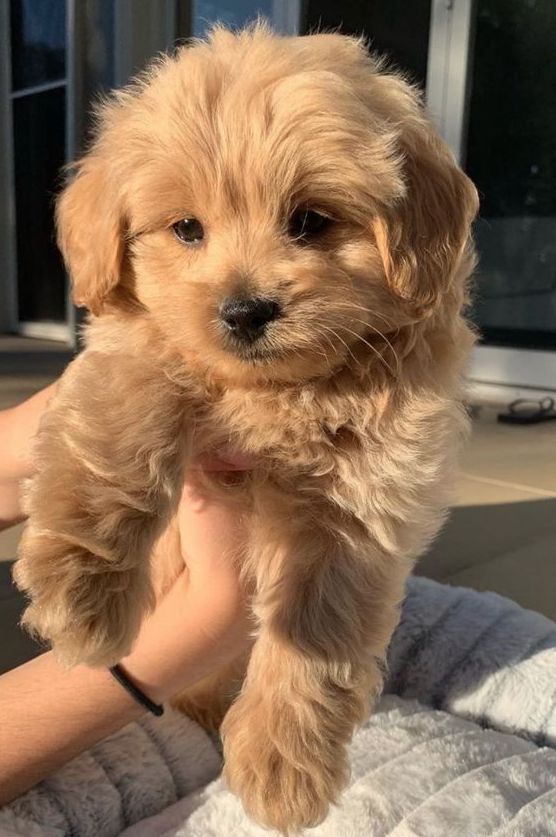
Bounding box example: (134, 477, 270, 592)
(56, 154, 125, 316)
(372, 91, 479, 313)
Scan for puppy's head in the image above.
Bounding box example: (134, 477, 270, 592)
(57, 24, 478, 385)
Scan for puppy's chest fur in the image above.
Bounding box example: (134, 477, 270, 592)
(196, 380, 401, 531)
(201, 383, 364, 468)
(194, 372, 466, 564)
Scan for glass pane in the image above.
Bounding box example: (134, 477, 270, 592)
(467, 0, 556, 348)
(302, 0, 431, 88)
(10, 0, 66, 92)
(192, 0, 272, 38)
(13, 88, 67, 322)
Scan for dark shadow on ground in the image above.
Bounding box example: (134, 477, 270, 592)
(419, 496, 556, 580)
(0, 560, 43, 675)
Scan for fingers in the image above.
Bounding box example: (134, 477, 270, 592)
(179, 481, 247, 574)
(0, 382, 59, 481)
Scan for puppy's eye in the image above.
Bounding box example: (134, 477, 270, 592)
(288, 209, 331, 242)
(173, 217, 204, 245)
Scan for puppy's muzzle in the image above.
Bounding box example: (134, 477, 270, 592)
(220, 296, 281, 344)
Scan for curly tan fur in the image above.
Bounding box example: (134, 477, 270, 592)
(14, 23, 478, 834)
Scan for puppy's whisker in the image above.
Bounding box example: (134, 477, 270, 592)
(304, 328, 332, 361)
(338, 325, 398, 378)
(342, 316, 401, 375)
(303, 324, 335, 362)
(320, 299, 400, 374)
(268, 331, 317, 366)
(331, 301, 396, 332)
(314, 330, 338, 367)
(344, 327, 398, 378)
(318, 324, 364, 370)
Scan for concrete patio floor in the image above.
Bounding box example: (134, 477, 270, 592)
(1, 336, 555, 673)
(418, 406, 556, 621)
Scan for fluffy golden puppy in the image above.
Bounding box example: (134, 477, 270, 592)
(15, 23, 478, 833)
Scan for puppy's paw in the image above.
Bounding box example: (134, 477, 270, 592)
(222, 690, 348, 834)
(15, 529, 149, 666)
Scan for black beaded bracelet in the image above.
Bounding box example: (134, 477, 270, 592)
(109, 664, 165, 717)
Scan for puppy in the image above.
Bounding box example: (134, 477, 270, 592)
(15, 24, 478, 833)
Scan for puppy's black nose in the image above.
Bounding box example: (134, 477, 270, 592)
(220, 297, 281, 342)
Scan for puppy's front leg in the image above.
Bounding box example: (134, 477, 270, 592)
(14, 350, 190, 667)
(222, 502, 407, 833)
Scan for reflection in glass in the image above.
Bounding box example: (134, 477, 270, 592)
(302, 0, 431, 88)
(192, 0, 272, 38)
(13, 89, 67, 322)
(10, 0, 66, 92)
(467, 0, 556, 348)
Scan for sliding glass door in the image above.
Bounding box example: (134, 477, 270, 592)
(2, 0, 554, 389)
(8, 0, 69, 339)
(466, 0, 556, 351)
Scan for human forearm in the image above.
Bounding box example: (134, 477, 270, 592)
(0, 572, 247, 807)
(0, 652, 142, 806)
(121, 572, 249, 704)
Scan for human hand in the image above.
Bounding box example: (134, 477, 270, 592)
(0, 383, 58, 528)
(120, 450, 255, 704)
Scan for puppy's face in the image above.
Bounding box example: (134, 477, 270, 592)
(57, 26, 478, 385)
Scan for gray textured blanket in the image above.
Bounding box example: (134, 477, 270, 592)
(2, 577, 555, 836)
